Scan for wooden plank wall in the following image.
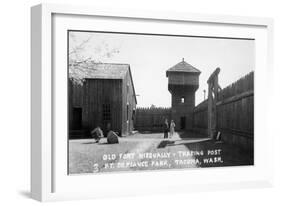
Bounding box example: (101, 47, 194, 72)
(192, 100, 208, 134)
(121, 71, 137, 136)
(192, 72, 254, 143)
(83, 79, 123, 134)
(217, 72, 254, 137)
(68, 80, 84, 130)
(135, 107, 171, 132)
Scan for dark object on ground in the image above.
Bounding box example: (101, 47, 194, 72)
(215, 131, 222, 141)
(91, 127, 104, 143)
(107, 131, 119, 144)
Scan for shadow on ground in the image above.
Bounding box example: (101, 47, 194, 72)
(156, 138, 254, 167)
(157, 140, 175, 148)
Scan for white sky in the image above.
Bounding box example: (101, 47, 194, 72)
(69, 31, 255, 107)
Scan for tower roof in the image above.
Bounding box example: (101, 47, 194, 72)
(166, 58, 201, 76)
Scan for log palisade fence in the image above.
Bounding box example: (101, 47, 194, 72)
(135, 107, 171, 132)
(193, 71, 254, 150)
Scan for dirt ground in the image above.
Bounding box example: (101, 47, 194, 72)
(68, 131, 253, 174)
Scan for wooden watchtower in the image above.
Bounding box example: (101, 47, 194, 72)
(166, 58, 201, 130)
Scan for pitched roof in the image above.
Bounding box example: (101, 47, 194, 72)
(166, 59, 201, 75)
(69, 62, 137, 103)
(70, 62, 129, 80)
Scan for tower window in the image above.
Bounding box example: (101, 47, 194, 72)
(181, 96, 185, 103)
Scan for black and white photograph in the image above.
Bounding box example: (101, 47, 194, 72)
(68, 30, 254, 175)
(2, 0, 280, 204)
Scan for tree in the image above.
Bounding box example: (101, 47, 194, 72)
(68, 32, 120, 85)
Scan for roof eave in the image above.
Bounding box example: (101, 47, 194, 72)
(127, 66, 137, 104)
(166, 70, 201, 77)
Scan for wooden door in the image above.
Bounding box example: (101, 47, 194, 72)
(180, 116, 186, 130)
(73, 107, 82, 130)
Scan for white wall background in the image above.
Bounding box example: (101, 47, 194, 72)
(0, 0, 280, 205)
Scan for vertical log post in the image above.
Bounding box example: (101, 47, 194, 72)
(207, 67, 220, 139)
(207, 81, 213, 138)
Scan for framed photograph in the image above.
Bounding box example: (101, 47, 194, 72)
(31, 3, 274, 201)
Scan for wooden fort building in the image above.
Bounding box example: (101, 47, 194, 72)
(69, 63, 137, 137)
(166, 59, 201, 130)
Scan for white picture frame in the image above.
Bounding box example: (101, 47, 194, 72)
(31, 3, 274, 202)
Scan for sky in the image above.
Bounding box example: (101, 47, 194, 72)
(69, 31, 255, 107)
